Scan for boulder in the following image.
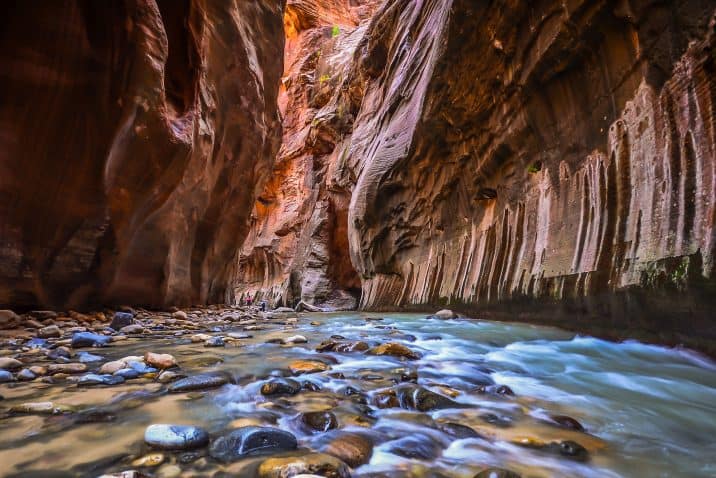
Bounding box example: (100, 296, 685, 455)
(144, 424, 210, 450)
(209, 427, 297, 462)
(257, 454, 350, 478)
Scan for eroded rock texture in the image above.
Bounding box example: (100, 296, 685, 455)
(237, 0, 716, 345)
(346, 0, 716, 341)
(0, 1, 284, 308)
(234, 0, 381, 309)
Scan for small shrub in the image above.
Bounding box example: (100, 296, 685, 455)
(332, 25, 340, 37)
(319, 74, 331, 84)
(527, 161, 542, 174)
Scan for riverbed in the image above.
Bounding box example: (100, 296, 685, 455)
(1, 311, 715, 477)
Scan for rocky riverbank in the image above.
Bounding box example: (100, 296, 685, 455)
(1, 309, 714, 477)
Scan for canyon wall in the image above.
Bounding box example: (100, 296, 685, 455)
(236, 0, 716, 346)
(0, 1, 284, 309)
(345, 0, 716, 343)
(234, 0, 382, 309)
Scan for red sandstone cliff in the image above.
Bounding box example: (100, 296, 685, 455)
(343, 0, 716, 340)
(236, 0, 716, 345)
(0, 1, 285, 309)
(234, 0, 382, 310)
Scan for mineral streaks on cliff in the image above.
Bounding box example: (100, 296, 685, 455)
(0, 1, 284, 308)
(234, 0, 381, 309)
(348, 0, 716, 326)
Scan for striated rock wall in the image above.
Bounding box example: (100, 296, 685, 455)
(0, 1, 285, 309)
(234, 0, 381, 309)
(346, 0, 716, 343)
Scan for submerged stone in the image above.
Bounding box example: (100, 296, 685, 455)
(168, 373, 231, 393)
(367, 343, 420, 360)
(257, 453, 350, 478)
(78, 373, 125, 386)
(323, 433, 374, 467)
(261, 378, 301, 396)
(396, 385, 462, 411)
(289, 359, 330, 375)
(298, 411, 338, 433)
(209, 426, 297, 462)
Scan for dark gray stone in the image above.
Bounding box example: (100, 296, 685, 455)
(209, 426, 297, 462)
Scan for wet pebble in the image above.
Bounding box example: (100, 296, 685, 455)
(77, 351, 103, 363)
(323, 433, 374, 467)
(119, 324, 144, 334)
(209, 426, 297, 462)
(395, 385, 462, 411)
(131, 453, 164, 467)
(204, 336, 225, 347)
(168, 372, 231, 393)
(71, 332, 111, 348)
(38, 325, 61, 338)
(289, 359, 330, 375)
(0, 370, 15, 382)
(385, 435, 443, 460)
(316, 339, 369, 353)
(144, 352, 177, 369)
(282, 335, 308, 345)
(110, 311, 134, 331)
(48, 363, 88, 375)
(144, 424, 209, 450)
(17, 368, 36, 381)
(367, 343, 420, 360)
(257, 453, 350, 478)
(547, 414, 585, 432)
(78, 373, 125, 386)
(261, 378, 301, 396)
(0, 357, 23, 370)
(298, 411, 338, 433)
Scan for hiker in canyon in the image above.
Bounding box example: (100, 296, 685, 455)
(0, 1, 715, 477)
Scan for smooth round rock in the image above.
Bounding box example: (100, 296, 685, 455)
(78, 373, 125, 386)
(0, 370, 15, 382)
(110, 311, 134, 331)
(367, 343, 420, 360)
(257, 453, 350, 478)
(144, 424, 209, 450)
(298, 411, 338, 433)
(0, 357, 23, 371)
(144, 352, 177, 369)
(289, 360, 330, 375)
(71, 332, 111, 348)
(396, 385, 462, 411)
(260, 378, 301, 396)
(209, 426, 297, 462)
(168, 373, 231, 393)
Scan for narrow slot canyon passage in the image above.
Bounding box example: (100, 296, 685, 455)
(0, 1, 715, 478)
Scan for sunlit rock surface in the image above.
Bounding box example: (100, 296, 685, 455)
(234, 0, 382, 310)
(0, 1, 284, 308)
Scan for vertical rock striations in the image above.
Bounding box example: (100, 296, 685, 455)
(345, 0, 716, 342)
(0, 1, 284, 308)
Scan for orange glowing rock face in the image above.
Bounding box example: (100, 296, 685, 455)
(235, 0, 382, 310)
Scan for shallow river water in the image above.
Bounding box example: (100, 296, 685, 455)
(1, 312, 715, 477)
